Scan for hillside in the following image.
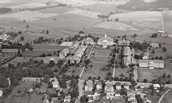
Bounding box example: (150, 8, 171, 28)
(118, 0, 172, 10)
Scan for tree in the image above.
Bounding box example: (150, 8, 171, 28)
(46, 30, 49, 34)
(26, 24, 30, 29)
(115, 18, 119, 22)
(20, 36, 24, 41)
(80, 95, 87, 103)
(163, 47, 167, 52)
(0, 76, 9, 88)
(132, 34, 137, 42)
(151, 33, 158, 38)
(143, 79, 148, 83)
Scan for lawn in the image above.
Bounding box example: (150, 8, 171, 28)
(80, 46, 113, 80)
(5, 82, 45, 103)
(161, 89, 172, 103)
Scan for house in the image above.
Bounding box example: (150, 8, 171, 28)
(0, 89, 3, 97)
(0, 34, 9, 42)
(50, 77, 60, 90)
(127, 91, 137, 103)
(87, 96, 94, 103)
(123, 83, 130, 90)
(118, 39, 130, 46)
(139, 60, 164, 69)
(85, 80, 94, 92)
(142, 52, 149, 60)
(64, 95, 71, 103)
(150, 42, 159, 48)
(105, 81, 114, 99)
(115, 82, 121, 90)
(59, 48, 69, 59)
(153, 84, 160, 90)
(98, 34, 114, 48)
(114, 90, 120, 97)
(95, 80, 102, 90)
(82, 37, 95, 45)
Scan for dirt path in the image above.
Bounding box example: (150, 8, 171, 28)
(157, 89, 171, 103)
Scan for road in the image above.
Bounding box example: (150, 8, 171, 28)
(157, 89, 171, 103)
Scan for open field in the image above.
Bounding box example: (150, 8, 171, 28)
(163, 11, 172, 35)
(0, 11, 58, 21)
(65, 8, 101, 19)
(94, 22, 138, 31)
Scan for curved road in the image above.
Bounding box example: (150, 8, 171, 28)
(157, 89, 171, 103)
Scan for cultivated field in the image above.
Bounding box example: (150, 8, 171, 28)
(94, 22, 138, 31)
(163, 11, 172, 35)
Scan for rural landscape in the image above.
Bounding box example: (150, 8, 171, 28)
(0, 0, 172, 103)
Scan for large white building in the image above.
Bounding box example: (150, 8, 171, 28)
(59, 48, 69, 59)
(98, 34, 114, 48)
(139, 60, 164, 69)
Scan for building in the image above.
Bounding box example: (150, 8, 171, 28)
(0, 34, 9, 42)
(123, 47, 135, 66)
(114, 90, 120, 97)
(139, 60, 164, 69)
(70, 45, 87, 64)
(118, 39, 130, 46)
(34, 57, 59, 64)
(115, 82, 121, 90)
(0, 89, 3, 97)
(22, 77, 42, 82)
(105, 81, 114, 99)
(50, 77, 60, 90)
(142, 52, 149, 60)
(153, 84, 160, 90)
(59, 48, 69, 59)
(85, 80, 94, 97)
(64, 95, 71, 103)
(150, 42, 159, 48)
(85, 80, 94, 92)
(82, 37, 95, 45)
(60, 42, 74, 47)
(98, 34, 114, 48)
(123, 83, 130, 90)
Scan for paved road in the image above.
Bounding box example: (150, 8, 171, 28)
(157, 89, 171, 103)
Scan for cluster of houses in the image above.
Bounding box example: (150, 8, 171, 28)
(84, 80, 135, 103)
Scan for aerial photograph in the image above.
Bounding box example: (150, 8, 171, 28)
(0, 0, 172, 103)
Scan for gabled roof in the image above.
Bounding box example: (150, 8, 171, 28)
(139, 59, 164, 63)
(86, 80, 94, 87)
(98, 34, 113, 43)
(116, 82, 121, 86)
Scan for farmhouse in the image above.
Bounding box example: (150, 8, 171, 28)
(138, 60, 164, 69)
(150, 42, 159, 48)
(82, 37, 95, 45)
(59, 48, 69, 59)
(98, 34, 114, 48)
(118, 39, 130, 46)
(50, 77, 60, 89)
(64, 94, 71, 103)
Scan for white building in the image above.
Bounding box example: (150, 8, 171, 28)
(82, 37, 95, 45)
(0, 90, 3, 97)
(139, 60, 164, 69)
(59, 48, 69, 59)
(105, 81, 114, 99)
(85, 80, 94, 92)
(50, 77, 60, 90)
(118, 39, 130, 46)
(98, 34, 114, 48)
(0, 34, 9, 42)
(150, 42, 159, 48)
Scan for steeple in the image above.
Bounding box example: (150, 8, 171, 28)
(105, 34, 107, 38)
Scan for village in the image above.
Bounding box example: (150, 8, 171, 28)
(0, 28, 172, 103)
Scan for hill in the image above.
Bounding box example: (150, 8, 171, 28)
(118, 0, 172, 10)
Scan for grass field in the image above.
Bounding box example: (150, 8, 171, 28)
(5, 82, 45, 103)
(81, 46, 113, 80)
(163, 11, 172, 35)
